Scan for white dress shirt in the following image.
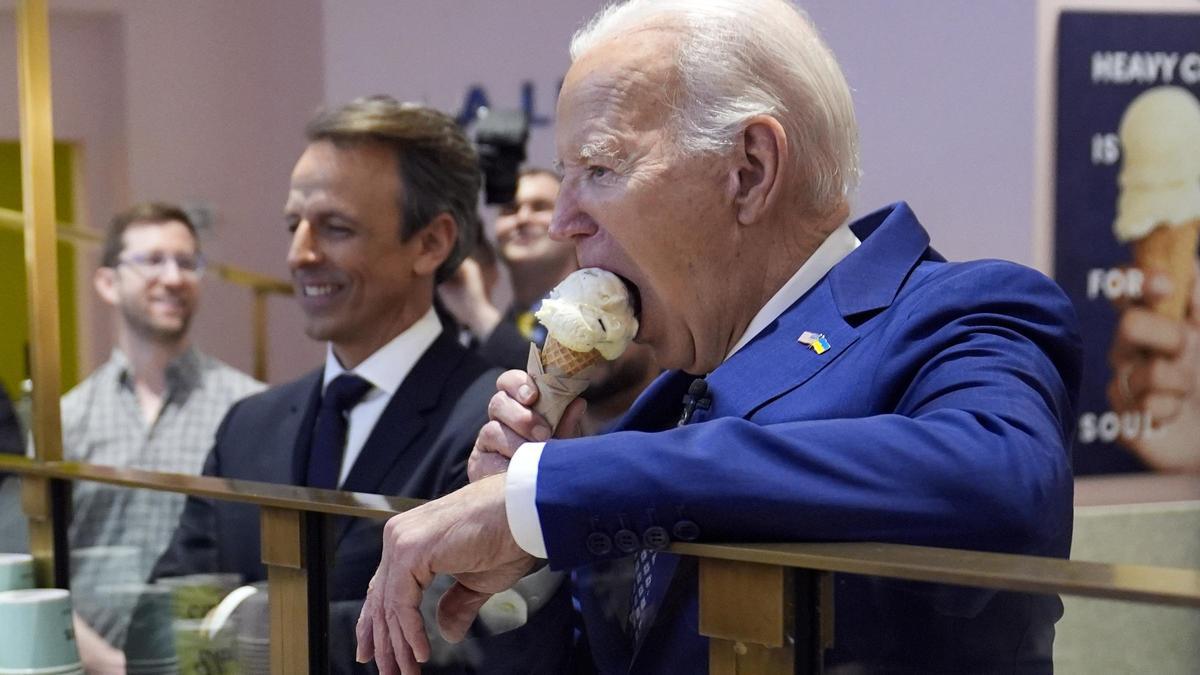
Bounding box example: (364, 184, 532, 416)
(506, 225, 861, 557)
(322, 306, 442, 487)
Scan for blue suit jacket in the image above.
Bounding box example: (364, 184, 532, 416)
(539, 203, 1082, 673)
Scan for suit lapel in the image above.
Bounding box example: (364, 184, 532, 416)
(287, 372, 324, 486)
(340, 330, 465, 493)
(705, 281, 860, 421)
(333, 331, 465, 542)
(702, 202, 934, 422)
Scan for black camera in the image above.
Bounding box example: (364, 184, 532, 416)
(472, 108, 529, 205)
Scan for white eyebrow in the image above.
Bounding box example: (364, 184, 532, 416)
(579, 137, 620, 161)
(577, 136, 631, 172)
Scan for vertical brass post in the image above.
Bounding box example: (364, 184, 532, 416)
(17, 0, 68, 588)
(700, 559, 797, 675)
(262, 506, 331, 675)
(16, 0, 63, 461)
(20, 476, 70, 587)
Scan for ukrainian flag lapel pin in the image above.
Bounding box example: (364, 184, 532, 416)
(798, 331, 830, 355)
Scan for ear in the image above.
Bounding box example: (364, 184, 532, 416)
(724, 115, 788, 226)
(93, 267, 120, 306)
(412, 213, 458, 277)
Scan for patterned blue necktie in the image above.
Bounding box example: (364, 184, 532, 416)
(629, 549, 657, 643)
(629, 377, 709, 644)
(306, 373, 372, 489)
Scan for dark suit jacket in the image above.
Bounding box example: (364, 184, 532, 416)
(0, 383, 23, 459)
(154, 329, 574, 674)
(553, 203, 1082, 673)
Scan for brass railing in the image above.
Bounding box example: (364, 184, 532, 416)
(3, 455, 1199, 675)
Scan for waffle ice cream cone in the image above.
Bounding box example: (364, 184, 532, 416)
(527, 268, 639, 430)
(540, 336, 604, 377)
(1133, 219, 1200, 319)
(526, 342, 591, 430)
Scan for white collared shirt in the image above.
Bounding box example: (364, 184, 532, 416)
(322, 306, 442, 486)
(506, 225, 861, 557)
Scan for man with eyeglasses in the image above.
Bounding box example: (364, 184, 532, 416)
(61, 202, 263, 670)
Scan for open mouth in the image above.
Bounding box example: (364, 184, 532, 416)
(614, 273, 642, 320)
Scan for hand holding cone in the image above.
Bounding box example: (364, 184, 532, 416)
(527, 268, 639, 431)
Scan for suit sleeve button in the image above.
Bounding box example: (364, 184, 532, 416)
(614, 529, 640, 553)
(672, 520, 700, 542)
(643, 526, 670, 550)
(586, 532, 612, 556)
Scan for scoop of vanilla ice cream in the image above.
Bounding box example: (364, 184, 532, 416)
(1114, 86, 1200, 242)
(535, 268, 638, 360)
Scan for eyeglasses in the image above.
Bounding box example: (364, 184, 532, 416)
(117, 251, 206, 279)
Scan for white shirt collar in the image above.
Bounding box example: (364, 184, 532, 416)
(322, 306, 443, 395)
(725, 223, 860, 360)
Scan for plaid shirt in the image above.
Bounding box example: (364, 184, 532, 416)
(62, 348, 262, 640)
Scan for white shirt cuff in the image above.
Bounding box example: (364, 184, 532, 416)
(505, 442, 548, 558)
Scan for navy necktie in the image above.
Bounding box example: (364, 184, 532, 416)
(630, 377, 710, 644)
(307, 373, 372, 489)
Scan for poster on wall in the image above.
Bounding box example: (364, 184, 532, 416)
(1055, 11, 1200, 475)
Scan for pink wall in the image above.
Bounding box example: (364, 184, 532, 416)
(118, 0, 327, 382)
(322, 0, 1040, 265)
(3, 0, 1047, 386)
(807, 0, 1037, 266)
(2, 0, 325, 384)
(0, 9, 127, 371)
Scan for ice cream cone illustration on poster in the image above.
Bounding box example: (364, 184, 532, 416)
(1113, 86, 1200, 319)
(1104, 85, 1200, 472)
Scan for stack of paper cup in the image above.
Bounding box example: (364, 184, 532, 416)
(104, 584, 178, 675)
(0, 589, 83, 675)
(70, 546, 142, 646)
(0, 553, 35, 592)
(231, 585, 269, 675)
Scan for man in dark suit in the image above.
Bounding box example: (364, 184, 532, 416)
(154, 97, 572, 673)
(0, 381, 21, 461)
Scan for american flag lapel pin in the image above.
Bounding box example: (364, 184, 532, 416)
(798, 331, 830, 355)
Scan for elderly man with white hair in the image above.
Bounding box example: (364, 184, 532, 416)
(357, 1, 1081, 673)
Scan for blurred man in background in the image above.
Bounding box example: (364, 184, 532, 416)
(64, 202, 264, 670)
(440, 169, 576, 370)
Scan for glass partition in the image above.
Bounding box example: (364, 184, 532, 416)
(5, 1, 1200, 673)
